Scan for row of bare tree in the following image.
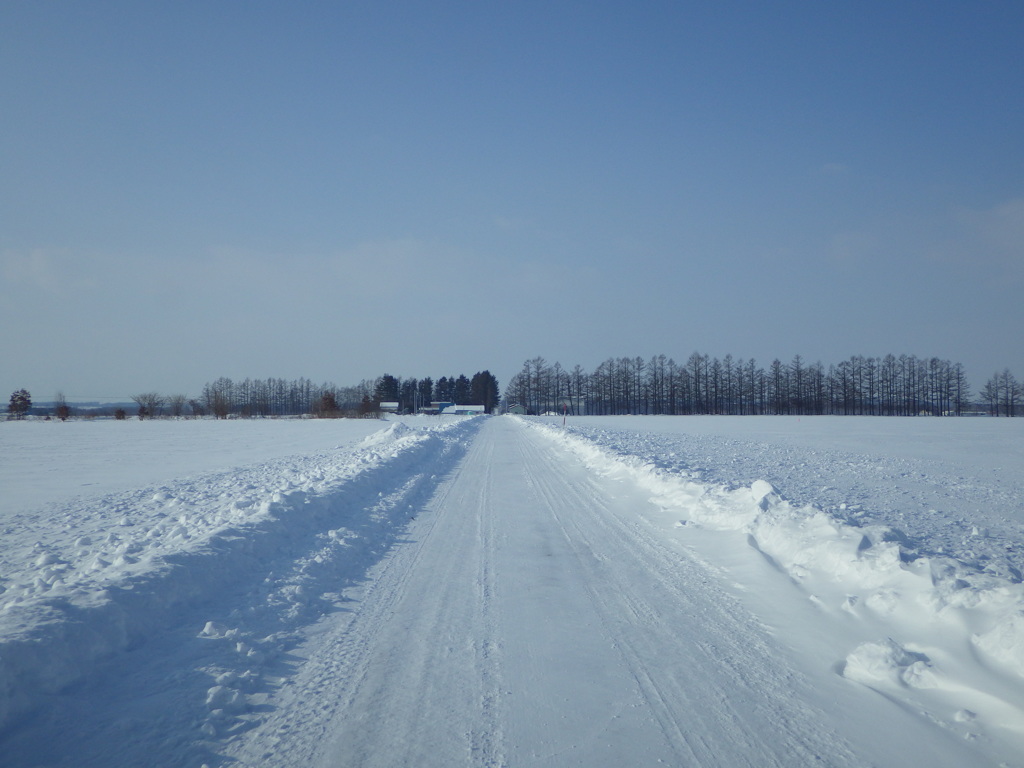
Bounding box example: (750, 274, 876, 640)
(20, 373, 497, 421)
(194, 377, 378, 418)
(505, 353, 1022, 416)
(11, 356, 1020, 422)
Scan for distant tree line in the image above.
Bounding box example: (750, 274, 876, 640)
(10, 355, 1020, 422)
(504, 354, 1023, 417)
(371, 371, 500, 414)
(4, 371, 501, 422)
(980, 369, 1024, 417)
(188, 370, 499, 419)
(191, 377, 376, 418)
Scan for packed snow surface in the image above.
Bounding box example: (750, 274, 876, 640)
(1, 414, 1023, 766)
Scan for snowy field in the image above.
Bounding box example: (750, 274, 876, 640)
(1, 414, 1023, 766)
(543, 415, 1024, 578)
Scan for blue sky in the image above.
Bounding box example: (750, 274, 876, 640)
(2, 1, 1022, 401)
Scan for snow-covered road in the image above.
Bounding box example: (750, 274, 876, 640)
(228, 416, 858, 767)
(2, 414, 1023, 767)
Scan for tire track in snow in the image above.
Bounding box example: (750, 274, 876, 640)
(226, 416, 505, 767)
(509, 430, 699, 766)
(229, 416, 861, 766)
(511, 419, 863, 767)
(465, 431, 507, 766)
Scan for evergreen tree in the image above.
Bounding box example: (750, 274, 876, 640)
(374, 374, 400, 403)
(317, 391, 340, 417)
(470, 371, 500, 412)
(399, 378, 419, 413)
(453, 374, 471, 404)
(8, 389, 31, 419)
(436, 376, 452, 402)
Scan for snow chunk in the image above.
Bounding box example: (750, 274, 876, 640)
(842, 638, 937, 688)
(972, 612, 1024, 676)
(199, 621, 237, 640)
(750, 479, 779, 510)
(34, 552, 63, 568)
(205, 684, 246, 713)
(360, 422, 413, 447)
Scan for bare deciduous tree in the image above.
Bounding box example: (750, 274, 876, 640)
(504, 352, 993, 417)
(131, 392, 165, 420)
(167, 394, 188, 419)
(54, 392, 71, 421)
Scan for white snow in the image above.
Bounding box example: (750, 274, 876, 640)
(1, 414, 1023, 766)
(0, 417, 392, 512)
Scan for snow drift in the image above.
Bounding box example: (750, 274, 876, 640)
(523, 417, 1024, 753)
(0, 417, 480, 735)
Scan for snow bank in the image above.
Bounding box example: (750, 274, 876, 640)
(0, 417, 391, 514)
(0, 417, 481, 734)
(523, 417, 1024, 749)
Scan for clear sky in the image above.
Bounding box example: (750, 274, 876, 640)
(2, 1, 1022, 402)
